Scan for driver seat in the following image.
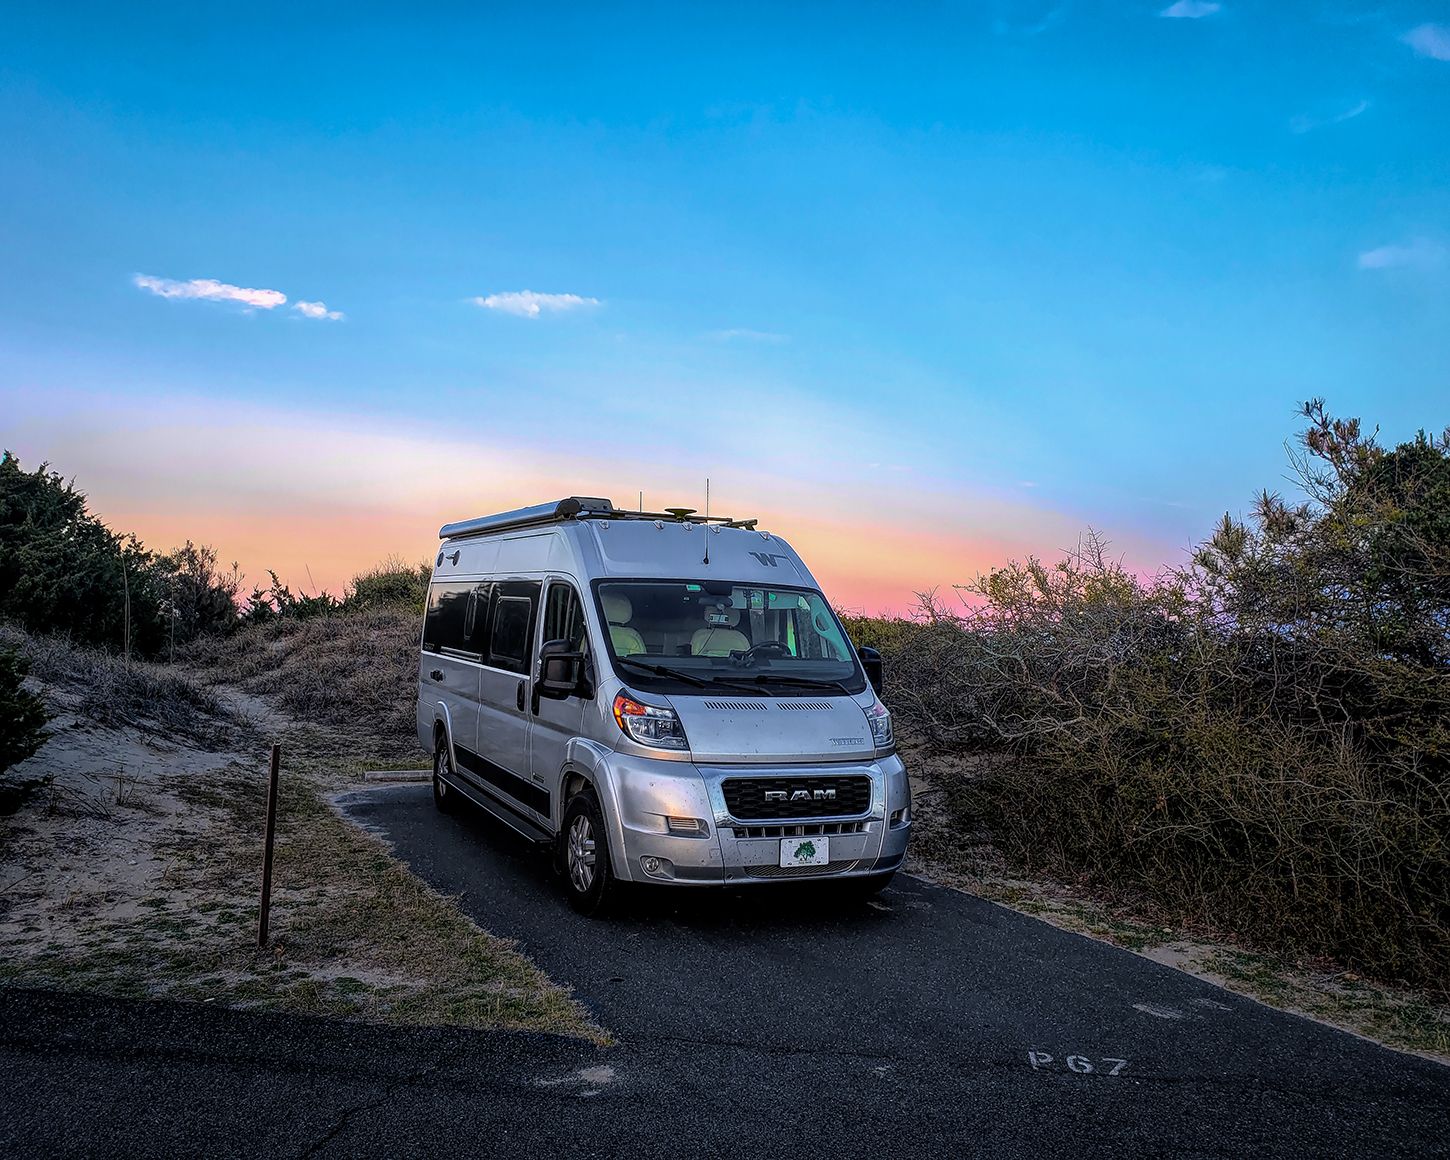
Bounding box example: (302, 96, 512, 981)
(691, 607, 750, 657)
(602, 593, 646, 656)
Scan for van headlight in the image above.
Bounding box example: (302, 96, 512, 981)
(864, 697, 894, 750)
(612, 692, 689, 751)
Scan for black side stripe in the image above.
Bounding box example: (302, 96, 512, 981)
(453, 744, 550, 816)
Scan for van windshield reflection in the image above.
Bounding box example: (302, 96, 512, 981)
(596, 581, 864, 694)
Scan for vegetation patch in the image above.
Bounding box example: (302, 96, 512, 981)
(0, 630, 600, 1043)
(852, 403, 1450, 995)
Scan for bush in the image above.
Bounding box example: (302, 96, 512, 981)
(346, 557, 431, 613)
(0, 625, 238, 747)
(0, 646, 48, 774)
(0, 452, 239, 656)
(874, 403, 1449, 990)
(241, 570, 342, 623)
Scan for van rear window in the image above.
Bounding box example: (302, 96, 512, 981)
(423, 582, 480, 657)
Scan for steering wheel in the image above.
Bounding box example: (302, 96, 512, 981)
(734, 641, 792, 664)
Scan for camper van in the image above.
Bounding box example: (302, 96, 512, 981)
(415, 497, 910, 913)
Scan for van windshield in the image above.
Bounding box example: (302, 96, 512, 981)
(595, 581, 865, 695)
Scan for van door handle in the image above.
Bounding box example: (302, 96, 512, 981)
(515, 680, 526, 711)
(429, 670, 444, 682)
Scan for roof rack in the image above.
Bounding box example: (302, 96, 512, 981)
(438, 497, 759, 540)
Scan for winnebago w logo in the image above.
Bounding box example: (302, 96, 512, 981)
(750, 551, 792, 567)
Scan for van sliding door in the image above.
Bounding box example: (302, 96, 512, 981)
(473, 579, 547, 822)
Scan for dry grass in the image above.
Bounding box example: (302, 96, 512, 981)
(0, 624, 243, 749)
(180, 609, 419, 747)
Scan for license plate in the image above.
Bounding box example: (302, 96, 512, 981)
(779, 835, 829, 868)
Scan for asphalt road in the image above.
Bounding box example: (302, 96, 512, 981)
(3, 784, 1447, 1158)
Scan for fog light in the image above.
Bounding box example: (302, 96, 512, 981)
(639, 855, 675, 879)
(666, 816, 709, 837)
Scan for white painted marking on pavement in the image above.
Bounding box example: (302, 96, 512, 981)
(1132, 1002, 1184, 1019)
(1027, 1052, 1130, 1076)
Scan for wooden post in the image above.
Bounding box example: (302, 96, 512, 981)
(257, 744, 281, 948)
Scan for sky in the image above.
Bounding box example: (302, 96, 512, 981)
(2, 2, 1448, 613)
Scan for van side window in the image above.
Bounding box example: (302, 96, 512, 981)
(542, 582, 587, 653)
(423, 582, 481, 657)
(488, 581, 541, 673)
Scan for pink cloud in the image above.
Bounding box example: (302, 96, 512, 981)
(133, 274, 286, 309)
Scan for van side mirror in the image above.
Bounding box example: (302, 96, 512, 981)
(857, 645, 884, 695)
(538, 639, 587, 699)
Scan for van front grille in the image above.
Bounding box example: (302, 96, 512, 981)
(721, 775, 871, 820)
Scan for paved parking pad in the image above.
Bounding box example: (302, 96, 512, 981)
(2, 783, 1445, 1158)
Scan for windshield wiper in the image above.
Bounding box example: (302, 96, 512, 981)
(745, 673, 854, 694)
(614, 656, 709, 688)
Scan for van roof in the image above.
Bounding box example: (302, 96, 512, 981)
(438, 496, 759, 541)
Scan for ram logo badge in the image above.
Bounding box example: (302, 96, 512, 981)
(764, 788, 836, 802)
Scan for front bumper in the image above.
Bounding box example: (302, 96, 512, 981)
(600, 751, 911, 885)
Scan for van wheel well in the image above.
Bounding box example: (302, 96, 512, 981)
(433, 721, 448, 749)
(563, 771, 591, 802)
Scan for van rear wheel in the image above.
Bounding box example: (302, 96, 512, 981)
(432, 737, 457, 814)
(561, 789, 615, 915)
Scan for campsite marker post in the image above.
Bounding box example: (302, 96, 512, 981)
(257, 744, 281, 948)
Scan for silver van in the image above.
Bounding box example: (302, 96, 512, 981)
(415, 497, 910, 913)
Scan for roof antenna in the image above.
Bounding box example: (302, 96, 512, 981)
(638, 490, 643, 513)
(703, 478, 710, 566)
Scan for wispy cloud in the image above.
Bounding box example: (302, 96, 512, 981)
(1402, 23, 1450, 60)
(708, 328, 789, 344)
(293, 300, 344, 321)
(133, 274, 286, 310)
(470, 290, 600, 318)
(1289, 99, 1369, 134)
(992, 3, 1069, 37)
(1357, 238, 1445, 270)
(1159, 1, 1221, 17)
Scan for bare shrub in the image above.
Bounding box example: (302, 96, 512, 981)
(0, 624, 241, 748)
(861, 404, 1450, 991)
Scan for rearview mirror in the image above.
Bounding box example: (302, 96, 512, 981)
(538, 639, 587, 699)
(857, 645, 884, 695)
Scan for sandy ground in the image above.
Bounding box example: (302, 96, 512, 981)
(0, 663, 596, 1038)
(0, 680, 249, 952)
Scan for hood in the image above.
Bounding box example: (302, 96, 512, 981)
(666, 693, 875, 764)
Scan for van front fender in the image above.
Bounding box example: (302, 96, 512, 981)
(558, 739, 631, 878)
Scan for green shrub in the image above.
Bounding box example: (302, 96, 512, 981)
(346, 557, 431, 613)
(0, 453, 239, 656)
(242, 570, 342, 622)
(0, 646, 48, 774)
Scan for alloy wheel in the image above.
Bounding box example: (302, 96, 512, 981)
(567, 815, 596, 893)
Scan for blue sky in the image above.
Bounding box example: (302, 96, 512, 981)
(2, 2, 1448, 609)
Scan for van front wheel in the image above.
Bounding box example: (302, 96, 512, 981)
(561, 789, 615, 915)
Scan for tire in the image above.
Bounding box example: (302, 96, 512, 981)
(432, 735, 458, 814)
(560, 788, 616, 915)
